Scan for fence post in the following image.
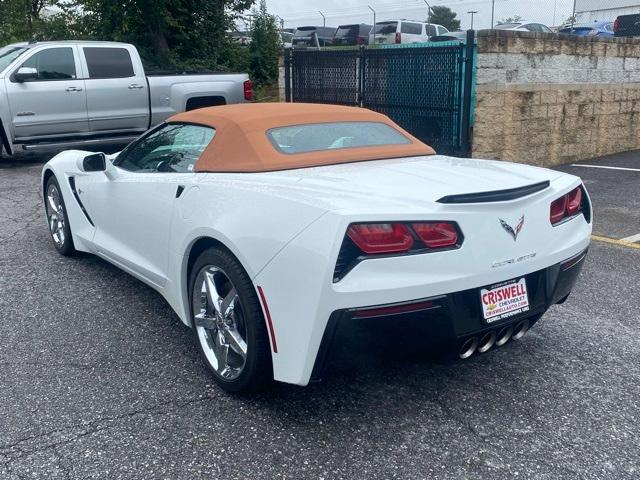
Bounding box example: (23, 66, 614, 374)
(460, 29, 475, 156)
(358, 45, 365, 107)
(284, 48, 292, 102)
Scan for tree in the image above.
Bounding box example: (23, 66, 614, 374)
(249, 0, 280, 87)
(499, 15, 524, 24)
(428, 6, 460, 31)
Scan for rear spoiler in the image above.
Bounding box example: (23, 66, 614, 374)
(437, 181, 550, 204)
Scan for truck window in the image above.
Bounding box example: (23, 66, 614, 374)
(401, 22, 423, 35)
(20, 47, 76, 80)
(84, 47, 135, 79)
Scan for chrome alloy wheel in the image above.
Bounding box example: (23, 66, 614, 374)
(192, 266, 247, 380)
(46, 184, 66, 247)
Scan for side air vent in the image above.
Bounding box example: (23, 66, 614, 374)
(68, 176, 94, 226)
(437, 180, 550, 204)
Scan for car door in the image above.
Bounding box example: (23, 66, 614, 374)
(78, 123, 216, 288)
(80, 45, 149, 134)
(4, 46, 88, 139)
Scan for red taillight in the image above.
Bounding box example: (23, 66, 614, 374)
(243, 79, 252, 101)
(347, 223, 414, 254)
(614, 18, 620, 32)
(395, 32, 401, 44)
(412, 222, 459, 248)
(566, 187, 583, 216)
(550, 186, 583, 225)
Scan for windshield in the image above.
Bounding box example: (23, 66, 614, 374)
(267, 122, 411, 154)
(0, 45, 28, 72)
(374, 22, 398, 34)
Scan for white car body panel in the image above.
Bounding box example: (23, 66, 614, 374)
(42, 152, 592, 386)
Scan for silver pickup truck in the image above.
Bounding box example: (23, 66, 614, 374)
(0, 41, 251, 155)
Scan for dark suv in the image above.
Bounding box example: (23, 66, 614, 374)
(333, 24, 373, 46)
(614, 14, 640, 37)
(292, 26, 337, 47)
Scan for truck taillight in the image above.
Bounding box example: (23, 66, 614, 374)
(395, 32, 401, 44)
(243, 79, 252, 101)
(614, 18, 619, 32)
(550, 186, 584, 225)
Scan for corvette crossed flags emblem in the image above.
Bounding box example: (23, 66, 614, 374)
(499, 215, 525, 241)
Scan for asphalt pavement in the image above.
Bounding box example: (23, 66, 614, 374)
(0, 150, 638, 479)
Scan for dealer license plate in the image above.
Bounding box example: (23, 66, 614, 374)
(480, 278, 530, 323)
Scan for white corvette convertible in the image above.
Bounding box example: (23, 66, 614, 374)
(41, 103, 591, 391)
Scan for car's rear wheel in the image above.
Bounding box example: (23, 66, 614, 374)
(45, 176, 75, 256)
(189, 247, 272, 392)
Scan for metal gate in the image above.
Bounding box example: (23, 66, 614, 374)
(284, 34, 475, 156)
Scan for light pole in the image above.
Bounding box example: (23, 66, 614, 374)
(423, 0, 432, 26)
(368, 5, 376, 41)
(490, 0, 495, 28)
(570, 0, 577, 32)
(319, 10, 325, 27)
(468, 10, 478, 30)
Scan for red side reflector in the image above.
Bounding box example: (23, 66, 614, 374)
(550, 195, 568, 224)
(347, 223, 414, 254)
(243, 79, 252, 101)
(353, 300, 434, 318)
(412, 222, 459, 248)
(257, 286, 277, 353)
(566, 187, 583, 216)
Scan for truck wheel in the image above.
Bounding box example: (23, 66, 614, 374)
(45, 176, 76, 256)
(189, 247, 273, 393)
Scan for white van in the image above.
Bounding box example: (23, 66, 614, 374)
(370, 20, 449, 44)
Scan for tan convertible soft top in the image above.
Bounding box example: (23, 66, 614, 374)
(168, 103, 435, 173)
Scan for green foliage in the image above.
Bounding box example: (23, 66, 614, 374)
(0, 0, 256, 74)
(249, 0, 280, 87)
(499, 15, 524, 24)
(428, 6, 461, 32)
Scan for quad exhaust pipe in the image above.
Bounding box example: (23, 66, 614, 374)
(458, 319, 530, 359)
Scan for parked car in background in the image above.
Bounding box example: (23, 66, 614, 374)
(333, 23, 372, 46)
(281, 31, 294, 48)
(614, 14, 640, 37)
(559, 21, 614, 37)
(370, 20, 448, 45)
(494, 22, 553, 33)
(292, 26, 337, 47)
(0, 41, 251, 156)
(430, 30, 476, 43)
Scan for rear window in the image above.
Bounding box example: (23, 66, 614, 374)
(295, 27, 317, 37)
(374, 22, 398, 34)
(336, 25, 358, 38)
(84, 47, 135, 78)
(401, 22, 422, 35)
(267, 122, 411, 155)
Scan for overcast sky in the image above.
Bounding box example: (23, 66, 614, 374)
(260, 0, 576, 30)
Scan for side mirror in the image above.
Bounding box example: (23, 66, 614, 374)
(81, 153, 106, 172)
(14, 67, 38, 82)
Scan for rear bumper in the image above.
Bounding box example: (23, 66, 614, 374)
(311, 247, 588, 381)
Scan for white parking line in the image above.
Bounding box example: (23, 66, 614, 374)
(621, 233, 640, 243)
(570, 164, 640, 172)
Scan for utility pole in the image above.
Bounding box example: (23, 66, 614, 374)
(570, 0, 577, 32)
(368, 5, 376, 40)
(490, 0, 495, 28)
(423, 0, 432, 26)
(468, 10, 478, 30)
(319, 11, 325, 27)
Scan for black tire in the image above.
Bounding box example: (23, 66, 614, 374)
(188, 247, 273, 393)
(45, 175, 76, 256)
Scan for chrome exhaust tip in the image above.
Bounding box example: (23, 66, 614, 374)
(477, 331, 497, 353)
(459, 337, 478, 359)
(512, 319, 530, 340)
(495, 326, 514, 346)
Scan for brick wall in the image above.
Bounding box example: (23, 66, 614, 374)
(472, 30, 640, 166)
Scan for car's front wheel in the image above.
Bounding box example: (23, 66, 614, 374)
(189, 247, 272, 392)
(45, 176, 75, 256)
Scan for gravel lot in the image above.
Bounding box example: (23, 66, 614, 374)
(0, 151, 639, 479)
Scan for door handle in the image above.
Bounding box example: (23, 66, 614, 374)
(66, 86, 83, 92)
(128, 84, 144, 90)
